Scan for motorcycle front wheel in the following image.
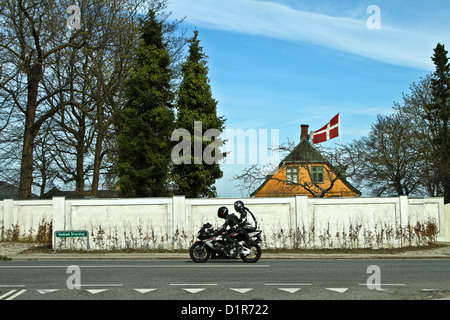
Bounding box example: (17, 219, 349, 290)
(189, 241, 211, 263)
(240, 243, 262, 263)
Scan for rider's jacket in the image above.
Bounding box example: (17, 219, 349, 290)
(217, 214, 240, 233)
(237, 207, 257, 230)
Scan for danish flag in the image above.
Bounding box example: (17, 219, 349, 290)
(311, 113, 340, 144)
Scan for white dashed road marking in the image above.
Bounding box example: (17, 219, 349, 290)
(278, 288, 301, 293)
(134, 288, 157, 293)
(37, 289, 60, 295)
(86, 289, 109, 294)
(325, 288, 349, 293)
(183, 288, 205, 294)
(230, 288, 253, 294)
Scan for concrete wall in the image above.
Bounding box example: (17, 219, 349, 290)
(446, 203, 450, 244)
(0, 196, 447, 250)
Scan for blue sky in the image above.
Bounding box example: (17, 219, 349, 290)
(166, 0, 450, 198)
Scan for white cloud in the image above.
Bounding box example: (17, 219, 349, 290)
(167, 0, 448, 70)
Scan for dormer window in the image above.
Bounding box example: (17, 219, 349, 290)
(286, 167, 298, 184)
(311, 166, 324, 184)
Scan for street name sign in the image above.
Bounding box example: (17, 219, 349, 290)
(55, 231, 89, 238)
(54, 230, 90, 253)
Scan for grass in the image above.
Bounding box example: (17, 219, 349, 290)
(263, 243, 449, 255)
(14, 242, 449, 255)
(20, 243, 190, 254)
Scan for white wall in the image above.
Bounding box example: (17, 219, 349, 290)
(0, 196, 447, 250)
(0, 199, 53, 241)
(446, 203, 450, 244)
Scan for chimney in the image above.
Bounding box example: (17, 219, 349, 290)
(301, 124, 309, 140)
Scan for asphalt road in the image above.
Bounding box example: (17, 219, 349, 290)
(1, 259, 449, 302)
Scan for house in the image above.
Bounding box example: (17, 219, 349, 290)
(0, 181, 39, 200)
(0, 182, 118, 200)
(251, 125, 361, 198)
(43, 187, 119, 199)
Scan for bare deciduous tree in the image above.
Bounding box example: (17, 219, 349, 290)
(0, 0, 185, 198)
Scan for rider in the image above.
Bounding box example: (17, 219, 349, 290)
(234, 200, 257, 244)
(217, 206, 244, 253)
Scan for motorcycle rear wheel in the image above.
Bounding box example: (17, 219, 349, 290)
(189, 241, 211, 263)
(240, 243, 262, 263)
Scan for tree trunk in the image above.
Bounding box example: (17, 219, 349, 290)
(90, 103, 106, 198)
(75, 146, 85, 198)
(19, 124, 35, 199)
(90, 129, 104, 198)
(18, 64, 42, 200)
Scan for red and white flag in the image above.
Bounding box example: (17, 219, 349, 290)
(311, 113, 340, 144)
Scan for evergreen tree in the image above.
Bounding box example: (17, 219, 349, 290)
(116, 11, 175, 197)
(172, 30, 226, 198)
(426, 43, 450, 203)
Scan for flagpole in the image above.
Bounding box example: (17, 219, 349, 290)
(339, 113, 342, 164)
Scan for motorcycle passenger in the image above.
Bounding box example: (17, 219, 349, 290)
(234, 200, 257, 245)
(217, 206, 244, 253)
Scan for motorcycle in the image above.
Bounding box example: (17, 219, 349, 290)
(189, 223, 263, 263)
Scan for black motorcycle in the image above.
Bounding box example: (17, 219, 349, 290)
(189, 223, 262, 263)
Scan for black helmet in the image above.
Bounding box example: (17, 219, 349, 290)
(217, 206, 229, 219)
(234, 200, 245, 213)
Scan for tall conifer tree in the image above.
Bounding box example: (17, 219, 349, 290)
(427, 43, 450, 203)
(116, 11, 175, 197)
(173, 30, 225, 198)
